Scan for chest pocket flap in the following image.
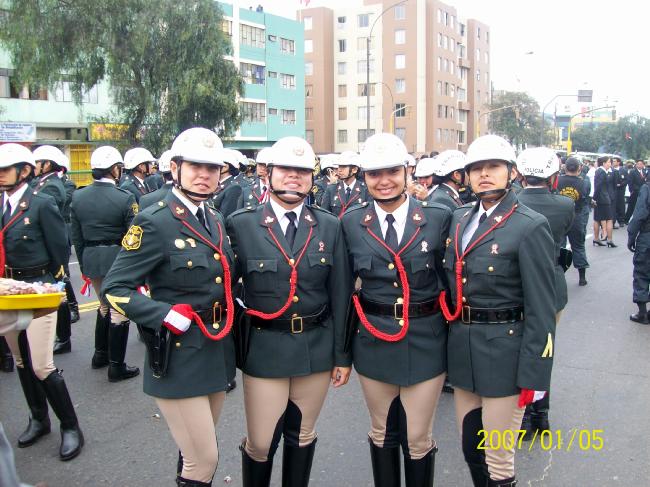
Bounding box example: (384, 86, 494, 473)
(307, 252, 333, 267)
(353, 254, 372, 272)
(485, 321, 524, 340)
(410, 253, 434, 272)
(170, 253, 209, 271)
(247, 259, 278, 273)
(471, 255, 511, 276)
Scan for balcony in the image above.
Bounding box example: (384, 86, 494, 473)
(458, 57, 471, 69)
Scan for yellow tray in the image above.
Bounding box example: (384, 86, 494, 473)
(0, 292, 65, 310)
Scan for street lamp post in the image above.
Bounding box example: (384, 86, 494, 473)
(540, 94, 575, 146)
(389, 104, 411, 134)
(377, 81, 394, 132)
(566, 105, 615, 154)
(367, 0, 408, 139)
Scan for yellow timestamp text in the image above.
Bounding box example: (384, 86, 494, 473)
(477, 429, 604, 451)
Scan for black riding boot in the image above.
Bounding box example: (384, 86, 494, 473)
(630, 302, 649, 324)
(369, 438, 401, 487)
(404, 447, 436, 487)
(282, 438, 316, 487)
(241, 442, 274, 487)
(462, 408, 490, 487)
(65, 278, 80, 323)
(40, 370, 84, 460)
(176, 477, 212, 486)
(107, 321, 140, 382)
(488, 476, 517, 486)
(578, 268, 587, 286)
(0, 336, 14, 372)
(530, 392, 550, 432)
(91, 310, 110, 369)
(53, 302, 72, 355)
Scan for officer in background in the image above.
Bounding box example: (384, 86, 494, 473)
(227, 136, 351, 487)
(627, 175, 650, 324)
(516, 148, 574, 439)
(612, 156, 628, 227)
(242, 147, 272, 210)
(321, 151, 370, 218)
(103, 128, 236, 486)
(70, 146, 140, 382)
(232, 150, 252, 187)
(429, 150, 467, 211)
(145, 161, 165, 192)
(312, 154, 338, 207)
(212, 148, 244, 218)
(120, 147, 155, 202)
(557, 157, 591, 286)
(139, 150, 175, 210)
(441, 135, 556, 487)
(411, 157, 438, 201)
(0, 144, 83, 461)
(626, 159, 647, 223)
(341, 133, 451, 487)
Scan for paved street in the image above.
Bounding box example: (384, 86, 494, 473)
(1, 224, 649, 487)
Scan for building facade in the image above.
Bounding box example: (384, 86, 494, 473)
(300, 0, 490, 155)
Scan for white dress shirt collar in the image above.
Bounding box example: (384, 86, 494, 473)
(3, 183, 29, 216)
(269, 197, 304, 234)
(374, 196, 409, 244)
(461, 200, 502, 251)
(172, 188, 205, 217)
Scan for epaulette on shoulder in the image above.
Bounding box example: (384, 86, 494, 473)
(229, 206, 257, 219)
(419, 200, 449, 212)
(342, 201, 369, 216)
(115, 186, 131, 196)
(150, 200, 167, 213)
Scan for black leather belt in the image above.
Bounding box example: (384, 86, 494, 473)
(250, 306, 330, 334)
(4, 264, 49, 279)
(195, 303, 226, 328)
(85, 239, 122, 247)
(461, 306, 524, 324)
(359, 295, 440, 319)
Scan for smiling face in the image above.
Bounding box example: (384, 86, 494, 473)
(172, 160, 221, 201)
(269, 165, 313, 205)
(364, 166, 406, 201)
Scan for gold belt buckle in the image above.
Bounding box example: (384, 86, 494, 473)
(291, 316, 303, 334)
(212, 302, 222, 327)
(461, 305, 471, 324)
(393, 302, 404, 320)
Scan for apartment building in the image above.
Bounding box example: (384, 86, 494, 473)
(300, 0, 490, 154)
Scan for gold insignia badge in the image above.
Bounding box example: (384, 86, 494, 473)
(122, 225, 143, 251)
(541, 333, 553, 358)
(494, 215, 503, 223)
(413, 213, 422, 221)
(249, 194, 253, 199)
(132, 203, 139, 215)
(20, 201, 27, 209)
(445, 237, 452, 247)
(364, 214, 372, 222)
(186, 238, 197, 248)
(305, 214, 313, 222)
(174, 239, 186, 249)
(293, 147, 305, 156)
(175, 206, 185, 215)
(312, 185, 318, 194)
(264, 216, 275, 224)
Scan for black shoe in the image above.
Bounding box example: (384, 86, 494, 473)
(531, 412, 550, 433)
(108, 321, 140, 382)
(40, 370, 84, 461)
(404, 447, 436, 487)
(442, 378, 454, 393)
(176, 476, 212, 486)
(369, 438, 400, 487)
(53, 302, 72, 354)
(519, 412, 534, 441)
(630, 312, 650, 324)
(69, 302, 80, 323)
(488, 476, 517, 487)
(607, 241, 617, 248)
(578, 268, 587, 286)
(53, 338, 71, 355)
(241, 441, 273, 487)
(282, 439, 316, 487)
(226, 379, 237, 393)
(91, 310, 110, 369)
(592, 240, 606, 246)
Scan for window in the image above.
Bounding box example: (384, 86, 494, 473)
(305, 84, 313, 97)
(303, 16, 312, 30)
(240, 62, 265, 85)
(477, 90, 481, 103)
(436, 128, 442, 141)
(305, 107, 313, 120)
(449, 107, 455, 119)
(305, 62, 313, 76)
(357, 60, 375, 73)
(240, 102, 266, 123)
(458, 131, 465, 144)
(304, 39, 313, 53)
(450, 84, 455, 98)
(281, 109, 296, 125)
(268, 34, 277, 42)
(268, 108, 278, 115)
(460, 67, 468, 80)
(53, 79, 97, 103)
(0, 69, 14, 98)
(437, 57, 442, 71)
(450, 15, 455, 29)
(338, 39, 347, 53)
(337, 16, 346, 28)
(240, 24, 265, 49)
(306, 129, 314, 144)
(358, 128, 375, 143)
(358, 106, 375, 120)
(358, 83, 375, 96)
(486, 31, 490, 43)
(437, 81, 442, 96)
(450, 40, 455, 53)
(444, 82, 449, 96)
(338, 62, 347, 75)
(485, 52, 489, 64)
(358, 14, 369, 28)
(395, 54, 405, 69)
(395, 127, 406, 141)
(437, 105, 443, 118)
(395, 29, 406, 44)
(338, 107, 347, 120)
(458, 110, 468, 123)
(395, 4, 406, 20)
(280, 73, 296, 89)
(477, 27, 481, 40)
(394, 103, 406, 118)
(338, 130, 348, 143)
(395, 79, 405, 93)
(338, 84, 347, 97)
(269, 71, 278, 79)
(280, 37, 295, 54)
(442, 35, 448, 50)
(358, 37, 371, 50)
(443, 58, 449, 72)
(476, 69, 481, 81)
(221, 19, 232, 37)
(450, 61, 454, 74)
(476, 48, 480, 61)
(444, 106, 449, 118)
(437, 9, 441, 23)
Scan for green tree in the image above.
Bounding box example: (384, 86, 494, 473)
(0, 0, 243, 153)
(488, 91, 551, 148)
(570, 116, 650, 159)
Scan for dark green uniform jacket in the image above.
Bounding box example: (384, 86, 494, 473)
(430, 183, 463, 211)
(62, 176, 77, 223)
(70, 181, 137, 279)
(242, 178, 267, 210)
(139, 183, 173, 211)
(321, 180, 371, 218)
(517, 187, 575, 312)
(311, 176, 332, 207)
(341, 197, 452, 386)
(226, 201, 352, 378)
(102, 191, 236, 399)
(33, 172, 66, 214)
(145, 172, 164, 191)
(212, 176, 243, 218)
(3, 187, 69, 284)
(120, 174, 149, 202)
(443, 190, 557, 397)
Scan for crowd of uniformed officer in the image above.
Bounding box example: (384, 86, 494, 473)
(3, 125, 645, 487)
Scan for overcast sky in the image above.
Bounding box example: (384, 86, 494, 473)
(231, 0, 648, 118)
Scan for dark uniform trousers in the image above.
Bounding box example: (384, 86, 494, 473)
(557, 175, 591, 270)
(227, 202, 351, 467)
(628, 184, 650, 304)
(444, 191, 556, 483)
(102, 191, 236, 483)
(342, 198, 451, 464)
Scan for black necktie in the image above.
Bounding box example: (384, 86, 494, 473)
(2, 202, 11, 228)
(385, 214, 398, 249)
(196, 207, 210, 234)
(345, 186, 352, 203)
(478, 212, 487, 225)
(285, 211, 297, 248)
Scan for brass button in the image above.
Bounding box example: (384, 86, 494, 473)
(289, 258, 295, 265)
(187, 260, 193, 267)
(399, 319, 405, 326)
(213, 323, 220, 329)
(488, 266, 494, 272)
(442, 259, 446, 264)
(388, 263, 395, 270)
(462, 296, 467, 303)
(357, 329, 360, 334)
(215, 277, 222, 284)
(175, 342, 181, 348)
(425, 263, 430, 268)
(462, 277, 467, 284)
(292, 295, 300, 303)
(462, 261, 465, 266)
(508, 329, 514, 335)
(214, 253, 221, 261)
(393, 282, 399, 288)
(397, 297, 404, 304)
(292, 313, 299, 317)
(259, 262, 264, 268)
(320, 258, 326, 264)
(23, 235, 28, 239)
(158, 201, 164, 207)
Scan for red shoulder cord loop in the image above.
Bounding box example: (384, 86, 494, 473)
(180, 221, 234, 341)
(0, 210, 25, 278)
(438, 205, 518, 321)
(352, 227, 421, 342)
(245, 226, 314, 320)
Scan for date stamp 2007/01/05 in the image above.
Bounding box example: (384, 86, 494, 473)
(477, 429, 604, 451)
